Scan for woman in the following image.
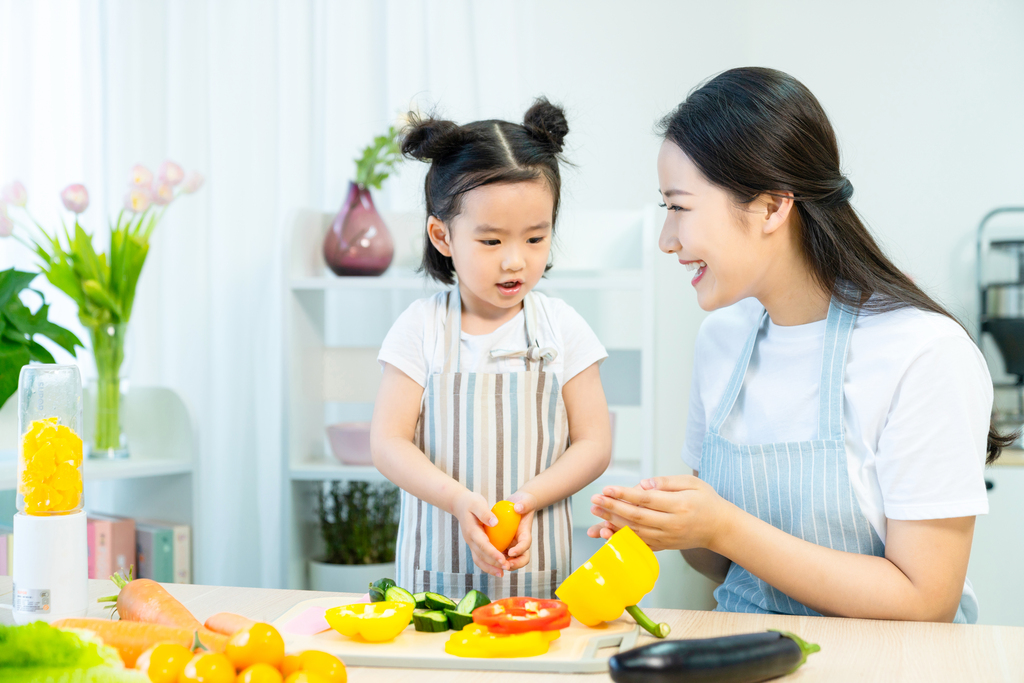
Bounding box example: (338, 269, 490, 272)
(589, 67, 1010, 623)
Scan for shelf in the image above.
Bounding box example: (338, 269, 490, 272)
(0, 450, 193, 490)
(290, 269, 647, 293)
(290, 460, 387, 482)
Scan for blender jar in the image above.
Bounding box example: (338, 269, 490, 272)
(16, 365, 84, 515)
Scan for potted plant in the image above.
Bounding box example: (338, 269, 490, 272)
(310, 480, 400, 593)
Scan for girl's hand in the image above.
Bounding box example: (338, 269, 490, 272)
(453, 490, 509, 577)
(505, 491, 538, 570)
(590, 475, 735, 552)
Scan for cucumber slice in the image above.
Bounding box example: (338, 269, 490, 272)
(444, 609, 475, 631)
(413, 592, 428, 608)
(368, 578, 396, 602)
(412, 609, 450, 632)
(385, 586, 416, 606)
(424, 592, 458, 611)
(455, 590, 490, 614)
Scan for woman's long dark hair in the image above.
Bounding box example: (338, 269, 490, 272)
(659, 67, 1014, 463)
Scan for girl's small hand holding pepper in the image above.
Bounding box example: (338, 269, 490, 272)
(505, 491, 537, 570)
(453, 489, 510, 577)
(590, 475, 737, 552)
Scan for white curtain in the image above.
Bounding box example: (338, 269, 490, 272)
(0, 0, 545, 587)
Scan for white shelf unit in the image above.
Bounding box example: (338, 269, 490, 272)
(280, 207, 658, 589)
(0, 386, 199, 580)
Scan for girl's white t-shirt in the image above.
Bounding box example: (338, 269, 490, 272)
(378, 290, 608, 387)
(683, 298, 992, 543)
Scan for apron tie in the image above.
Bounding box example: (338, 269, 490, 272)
(489, 346, 558, 363)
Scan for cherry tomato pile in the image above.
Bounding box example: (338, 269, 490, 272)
(134, 622, 346, 683)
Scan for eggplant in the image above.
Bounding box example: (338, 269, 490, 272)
(608, 630, 820, 683)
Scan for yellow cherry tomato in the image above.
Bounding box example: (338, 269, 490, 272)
(298, 651, 346, 683)
(136, 642, 193, 683)
(485, 500, 521, 553)
(226, 622, 285, 670)
(178, 652, 235, 683)
(236, 663, 284, 683)
(283, 673, 328, 683)
(281, 655, 303, 677)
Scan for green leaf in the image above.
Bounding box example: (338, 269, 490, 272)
(82, 280, 123, 319)
(2, 328, 29, 346)
(34, 320, 83, 356)
(0, 342, 30, 410)
(0, 269, 38, 310)
(26, 340, 55, 364)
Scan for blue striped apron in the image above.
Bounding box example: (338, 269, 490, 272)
(701, 296, 977, 623)
(395, 288, 572, 599)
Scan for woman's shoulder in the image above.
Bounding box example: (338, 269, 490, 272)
(854, 304, 978, 359)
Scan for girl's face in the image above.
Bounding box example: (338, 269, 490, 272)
(656, 139, 781, 311)
(428, 179, 554, 318)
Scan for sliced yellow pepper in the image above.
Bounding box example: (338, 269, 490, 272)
(325, 601, 413, 642)
(444, 624, 558, 658)
(555, 526, 670, 637)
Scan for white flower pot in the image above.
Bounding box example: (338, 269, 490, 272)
(308, 559, 395, 594)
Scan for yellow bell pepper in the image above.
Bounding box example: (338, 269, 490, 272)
(325, 601, 413, 642)
(444, 624, 559, 658)
(555, 526, 670, 638)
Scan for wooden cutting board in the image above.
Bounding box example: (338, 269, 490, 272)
(271, 597, 639, 673)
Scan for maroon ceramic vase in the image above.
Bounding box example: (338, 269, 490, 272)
(323, 181, 394, 276)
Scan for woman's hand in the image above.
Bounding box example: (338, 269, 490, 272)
(589, 475, 735, 552)
(453, 490, 509, 577)
(505, 490, 538, 570)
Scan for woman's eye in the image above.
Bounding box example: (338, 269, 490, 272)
(658, 202, 687, 212)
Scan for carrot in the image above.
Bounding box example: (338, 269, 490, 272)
(204, 612, 256, 636)
(51, 618, 227, 668)
(98, 567, 224, 645)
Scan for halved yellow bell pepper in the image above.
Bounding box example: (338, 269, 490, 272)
(555, 526, 670, 637)
(325, 601, 413, 642)
(445, 624, 559, 658)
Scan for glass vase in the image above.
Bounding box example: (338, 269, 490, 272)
(86, 322, 130, 459)
(323, 181, 394, 276)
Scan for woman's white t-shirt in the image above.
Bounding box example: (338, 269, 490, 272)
(683, 298, 992, 543)
(378, 290, 608, 387)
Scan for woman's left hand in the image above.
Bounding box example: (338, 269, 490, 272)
(505, 490, 537, 570)
(590, 475, 734, 552)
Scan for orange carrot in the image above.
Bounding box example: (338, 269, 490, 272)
(52, 618, 227, 668)
(204, 612, 256, 636)
(99, 567, 226, 646)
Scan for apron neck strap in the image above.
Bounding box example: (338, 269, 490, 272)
(442, 286, 549, 373)
(708, 290, 860, 440)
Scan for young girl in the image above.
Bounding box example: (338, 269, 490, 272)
(371, 99, 612, 599)
(589, 67, 1008, 623)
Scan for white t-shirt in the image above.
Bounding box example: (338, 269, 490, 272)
(378, 290, 608, 387)
(683, 298, 992, 543)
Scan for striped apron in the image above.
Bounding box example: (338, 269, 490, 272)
(702, 295, 978, 623)
(395, 288, 573, 599)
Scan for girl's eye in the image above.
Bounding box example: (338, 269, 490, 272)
(528, 236, 546, 244)
(481, 239, 500, 246)
(658, 202, 688, 213)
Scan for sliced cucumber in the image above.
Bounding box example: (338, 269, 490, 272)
(413, 592, 428, 608)
(412, 609, 450, 633)
(444, 609, 475, 631)
(423, 592, 458, 611)
(455, 590, 490, 614)
(368, 578, 396, 602)
(385, 585, 416, 606)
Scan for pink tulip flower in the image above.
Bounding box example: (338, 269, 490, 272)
(153, 182, 175, 206)
(181, 171, 205, 194)
(124, 187, 152, 213)
(61, 184, 90, 214)
(129, 164, 153, 188)
(0, 203, 12, 237)
(1, 181, 27, 207)
(158, 160, 185, 187)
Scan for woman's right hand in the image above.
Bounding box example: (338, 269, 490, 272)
(452, 490, 509, 577)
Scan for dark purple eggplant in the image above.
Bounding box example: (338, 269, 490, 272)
(608, 629, 820, 683)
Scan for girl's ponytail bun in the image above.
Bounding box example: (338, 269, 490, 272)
(401, 115, 462, 161)
(523, 97, 569, 154)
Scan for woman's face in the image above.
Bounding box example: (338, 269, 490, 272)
(657, 140, 778, 311)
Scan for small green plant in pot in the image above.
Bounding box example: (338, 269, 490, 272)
(310, 481, 400, 592)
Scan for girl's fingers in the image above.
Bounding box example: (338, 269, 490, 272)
(470, 549, 504, 577)
(506, 513, 534, 558)
(507, 548, 530, 570)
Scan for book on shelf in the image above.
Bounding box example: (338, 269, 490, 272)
(0, 525, 10, 576)
(87, 514, 136, 580)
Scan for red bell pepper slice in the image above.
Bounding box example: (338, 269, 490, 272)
(472, 597, 571, 634)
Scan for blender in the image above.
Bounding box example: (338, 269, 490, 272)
(11, 364, 88, 624)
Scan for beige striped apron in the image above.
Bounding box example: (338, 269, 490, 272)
(395, 288, 572, 599)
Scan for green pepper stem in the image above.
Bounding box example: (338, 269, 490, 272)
(625, 604, 671, 638)
(770, 629, 821, 672)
